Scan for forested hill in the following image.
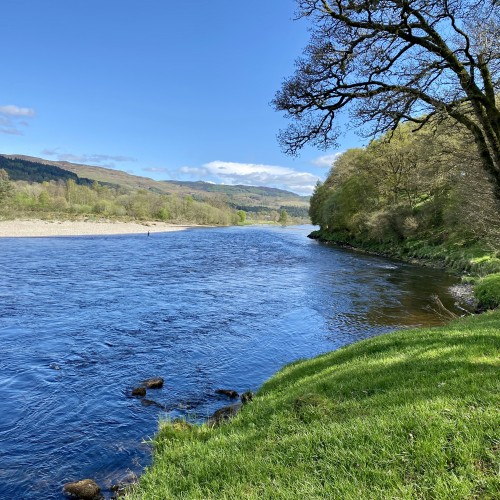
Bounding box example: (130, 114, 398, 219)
(164, 180, 307, 199)
(0, 155, 94, 186)
(164, 181, 310, 217)
(1, 154, 308, 201)
(0, 154, 310, 222)
(1, 154, 173, 193)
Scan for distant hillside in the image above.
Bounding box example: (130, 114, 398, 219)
(165, 180, 308, 199)
(1, 154, 311, 219)
(0, 155, 94, 186)
(164, 180, 310, 217)
(2, 154, 172, 194)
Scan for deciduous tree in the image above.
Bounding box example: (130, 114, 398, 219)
(0, 169, 13, 205)
(274, 0, 500, 200)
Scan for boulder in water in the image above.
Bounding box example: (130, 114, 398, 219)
(141, 398, 167, 410)
(215, 389, 239, 399)
(63, 478, 101, 499)
(207, 402, 242, 427)
(131, 387, 146, 397)
(110, 471, 138, 497)
(142, 377, 164, 389)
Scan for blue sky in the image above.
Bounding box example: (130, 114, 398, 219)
(0, 1, 365, 195)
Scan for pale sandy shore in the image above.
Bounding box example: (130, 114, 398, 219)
(0, 219, 195, 238)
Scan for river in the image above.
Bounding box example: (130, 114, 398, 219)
(0, 225, 459, 498)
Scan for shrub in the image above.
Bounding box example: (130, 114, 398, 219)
(474, 273, 500, 310)
(156, 207, 172, 221)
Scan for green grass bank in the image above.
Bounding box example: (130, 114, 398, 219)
(309, 230, 500, 276)
(128, 310, 500, 499)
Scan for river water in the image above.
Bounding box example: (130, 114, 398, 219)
(0, 225, 459, 498)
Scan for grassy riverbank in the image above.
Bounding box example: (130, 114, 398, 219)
(128, 310, 500, 499)
(309, 230, 500, 276)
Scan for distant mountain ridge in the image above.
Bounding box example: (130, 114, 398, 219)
(0, 155, 95, 186)
(164, 180, 309, 199)
(0, 154, 310, 218)
(2, 154, 170, 193)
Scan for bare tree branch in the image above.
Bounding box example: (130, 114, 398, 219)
(274, 0, 500, 200)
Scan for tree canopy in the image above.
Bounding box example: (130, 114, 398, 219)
(0, 169, 13, 205)
(274, 0, 500, 200)
(309, 117, 500, 260)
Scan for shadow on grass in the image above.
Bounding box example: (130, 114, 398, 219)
(133, 312, 500, 499)
(256, 313, 499, 423)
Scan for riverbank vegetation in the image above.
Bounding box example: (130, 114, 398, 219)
(273, 0, 500, 275)
(474, 273, 500, 311)
(309, 116, 500, 276)
(0, 158, 307, 226)
(128, 310, 500, 499)
(274, 1, 500, 203)
(0, 171, 239, 226)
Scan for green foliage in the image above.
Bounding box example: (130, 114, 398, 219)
(156, 207, 171, 221)
(128, 311, 500, 499)
(0, 169, 13, 205)
(278, 205, 309, 218)
(236, 210, 246, 224)
(475, 274, 500, 310)
(310, 119, 500, 272)
(278, 208, 289, 226)
(0, 177, 238, 226)
(309, 181, 329, 226)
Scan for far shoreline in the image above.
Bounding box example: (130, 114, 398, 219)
(0, 219, 199, 238)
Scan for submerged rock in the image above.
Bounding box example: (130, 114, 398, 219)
(131, 387, 146, 397)
(141, 398, 167, 410)
(110, 471, 138, 497)
(241, 391, 254, 404)
(207, 402, 242, 427)
(142, 377, 164, 389)
(215, 389, 239, 399)
(63, 478, 101, 499)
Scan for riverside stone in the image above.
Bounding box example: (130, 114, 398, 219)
(131, 387, 146, 397)
(142, 377, 164, 389)
(241, 391, 254, 404)
(141, 398, 167, 410)
(207, 402, 243, 426)
(63, 478, 100, 499)
(215, 389, 239, 399)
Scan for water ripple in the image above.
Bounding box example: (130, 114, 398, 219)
(0, 225, 458, 499)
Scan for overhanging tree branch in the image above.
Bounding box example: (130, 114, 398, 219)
(274, 0, 500, 200)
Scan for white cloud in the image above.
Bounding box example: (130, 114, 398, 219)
(0, 104, 35, 135)
(42, 149, 137, 168)
(0, 105, 35, 117)
(176, 160, 320, 195)
(311, 153, 343, 168)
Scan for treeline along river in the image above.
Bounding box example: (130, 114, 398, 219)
(0, 225, 459, 499)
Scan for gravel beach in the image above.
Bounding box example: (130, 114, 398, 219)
(0, 219, 193, 238)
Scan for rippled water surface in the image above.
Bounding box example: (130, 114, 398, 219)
(0, 225, 459, 498)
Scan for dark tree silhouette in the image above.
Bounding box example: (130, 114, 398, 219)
(274, 0, 500, 200)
